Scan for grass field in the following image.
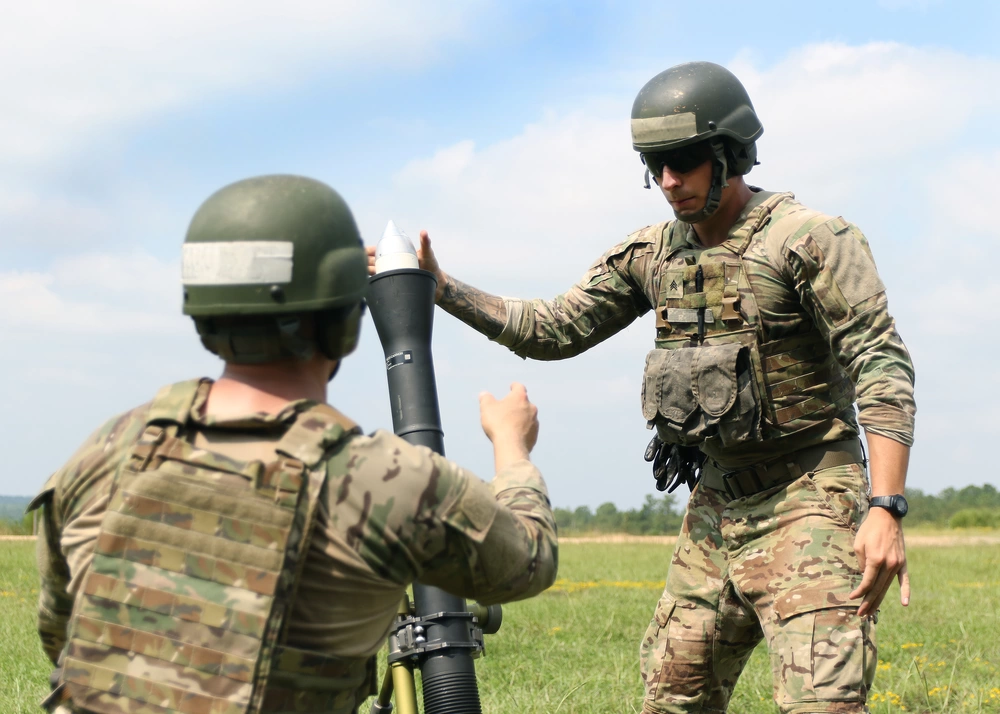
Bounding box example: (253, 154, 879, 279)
(2, 539, 998, 713)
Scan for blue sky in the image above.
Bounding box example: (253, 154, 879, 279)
(2, 0, 998, 509)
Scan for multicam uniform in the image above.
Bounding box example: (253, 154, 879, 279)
(33, 379, 557, 714)
(491, 189, 915, 713)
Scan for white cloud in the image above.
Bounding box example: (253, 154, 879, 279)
(387, 104, 662, 285)
(0, 1, 487, 167)
(734, 43, 1000, 203)
(908, 280, 999, 338)
(0, 1, 492, 251)
(50, 253, 179, 302)
(0, 253, 186, 335)
(410, 141, 478, 183)
(0, 189, 114, 246)
(927, 150, 999, 236)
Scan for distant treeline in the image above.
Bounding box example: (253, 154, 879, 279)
(3, 484, 999, 536)
(905, 484, 1000, 528)
(557, 483, 1000, 534)
(0, 496, 31, 522)
(555, 494, 685, 535)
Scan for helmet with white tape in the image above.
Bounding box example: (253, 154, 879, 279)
(182, 175, 367, 363)
(631, 61, 763, 222)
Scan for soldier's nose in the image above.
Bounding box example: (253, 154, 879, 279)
(660, 169, 682, 191)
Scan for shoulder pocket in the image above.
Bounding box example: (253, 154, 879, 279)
(440, 479, 498, 544)
(790, 217, 885, 320)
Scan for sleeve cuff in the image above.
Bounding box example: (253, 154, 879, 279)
(491, 459, 549, 499)
(859, 405, 915, 447)
(494, 299, 536, 357)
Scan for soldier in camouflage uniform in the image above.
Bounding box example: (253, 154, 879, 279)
(30, 175, 558, 714)
(368, 62, 916, 713)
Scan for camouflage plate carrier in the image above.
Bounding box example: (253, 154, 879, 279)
(641, 192, 857, 449)
(47, 380, 375, 714)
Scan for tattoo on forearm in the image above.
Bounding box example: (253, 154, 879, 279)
(439, 275, 508, 339)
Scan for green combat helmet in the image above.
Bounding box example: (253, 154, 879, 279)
(631, 61, 763, 223)
(182, 175, 368, 363)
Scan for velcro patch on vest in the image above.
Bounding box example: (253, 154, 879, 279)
(685, 262, 726, 280)
(662, 270, 684, 299)
(666, 308, 714, 324)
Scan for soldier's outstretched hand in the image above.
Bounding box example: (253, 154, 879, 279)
(415, 230, 441, 275)
(367, 228, 443, 276)
(479, 383, 539, 471)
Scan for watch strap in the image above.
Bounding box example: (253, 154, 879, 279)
(870, 494, 907, 517)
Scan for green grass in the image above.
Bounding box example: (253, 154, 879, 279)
(0, 543, 50, 714)
(3, 541, 999, 713)
(468, 543, 1000, 713)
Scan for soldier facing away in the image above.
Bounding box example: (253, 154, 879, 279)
(30, 175, 558, 714)
(368, 62, 916, 713)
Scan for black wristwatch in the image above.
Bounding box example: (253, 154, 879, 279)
(870, 494, 908, 518)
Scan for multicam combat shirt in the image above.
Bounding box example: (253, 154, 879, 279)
(36, 380, 557, 665)
(493, 190, 915, 467)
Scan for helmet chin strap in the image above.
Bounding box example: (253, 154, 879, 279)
(673, 140, 730, 224)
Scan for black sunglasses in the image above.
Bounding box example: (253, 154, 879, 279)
(642, 142, 714, 178)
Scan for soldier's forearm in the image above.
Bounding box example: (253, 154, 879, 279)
(865, 432, 909, 497)
(437, 273, 508, 340)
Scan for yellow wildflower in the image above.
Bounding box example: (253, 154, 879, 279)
(548, 578, 663, 594)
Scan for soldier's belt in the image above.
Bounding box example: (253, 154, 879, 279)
(701, 439, 864, 500)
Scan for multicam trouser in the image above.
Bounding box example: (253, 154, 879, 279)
(640, 463, 876, 714)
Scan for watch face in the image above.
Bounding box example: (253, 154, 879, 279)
(872, 495, 908, 518)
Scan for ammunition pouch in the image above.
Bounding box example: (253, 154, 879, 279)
(641, 343, 761, 447)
